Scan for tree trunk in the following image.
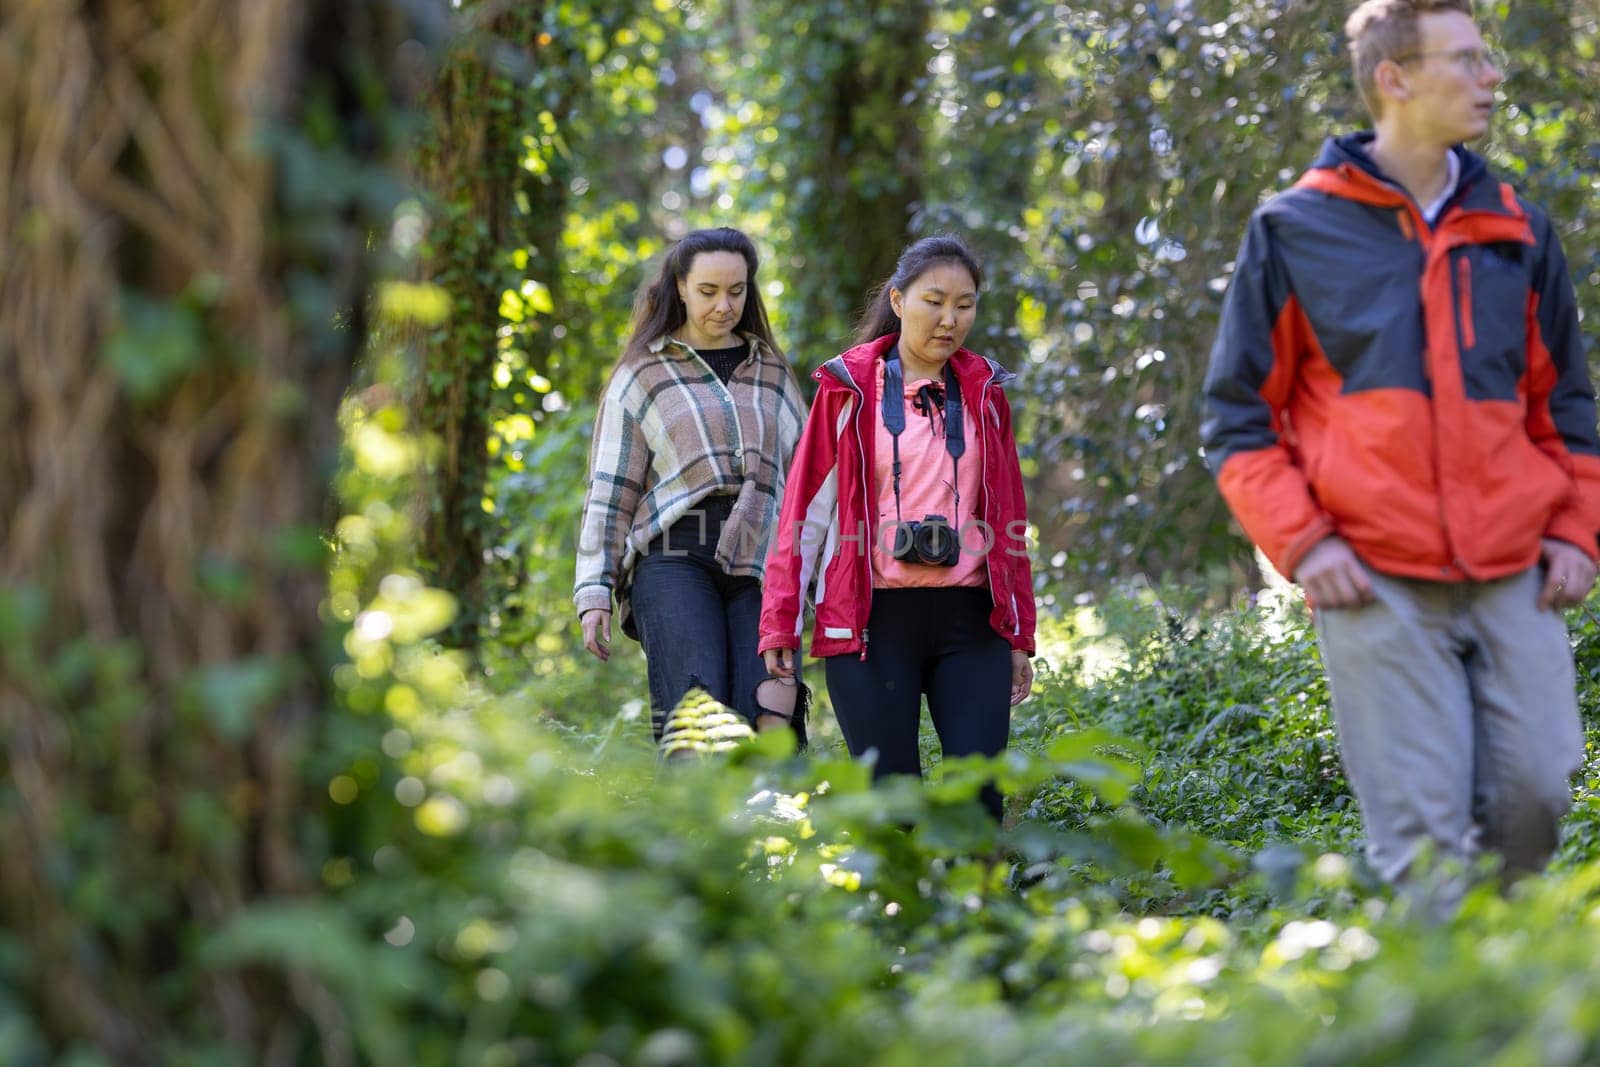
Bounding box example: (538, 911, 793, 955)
(777, 0, 930, 366)
(0, 0, 409, 1054)
(409, 4, 544, 648)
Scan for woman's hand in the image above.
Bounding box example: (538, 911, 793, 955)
(762, 647, 795, 678)
(581, 609, 612, 662)
(1010, 650, 1033, 706)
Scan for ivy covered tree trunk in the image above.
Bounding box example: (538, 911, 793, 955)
(807, 2, 930, 340)
(0, 0, 408, 1054)
(743, 0, 931, 365)
(410, 5, 546, 647)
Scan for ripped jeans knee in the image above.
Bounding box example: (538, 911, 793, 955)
(753, 675, 810, 751)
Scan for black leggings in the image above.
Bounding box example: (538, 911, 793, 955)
(824, 587, 1012, 820)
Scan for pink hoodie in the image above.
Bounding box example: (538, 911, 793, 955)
(869, 358, 987, 589)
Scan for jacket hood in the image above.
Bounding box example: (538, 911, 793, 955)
(1294, 133, 1530, 228)
(814, 332, 1016, 395)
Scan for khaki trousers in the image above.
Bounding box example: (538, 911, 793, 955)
(1314, 566, 1584, 886)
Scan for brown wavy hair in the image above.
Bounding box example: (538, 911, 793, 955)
(621, 227, 781, 363)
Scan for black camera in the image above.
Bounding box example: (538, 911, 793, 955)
(892, 514, 961, 567)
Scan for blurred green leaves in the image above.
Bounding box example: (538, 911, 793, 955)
(181, 658, 287, 741)
(101, 292, 205, 405)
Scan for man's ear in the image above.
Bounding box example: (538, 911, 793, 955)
(1373, 58, 1412, 108)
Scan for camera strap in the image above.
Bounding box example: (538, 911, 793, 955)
(882, 348, 964, 527)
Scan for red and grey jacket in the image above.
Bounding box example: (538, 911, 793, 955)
(1202, 133, 1600, 583)
(758, 333, 1036, 658)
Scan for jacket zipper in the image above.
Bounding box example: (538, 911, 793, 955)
(1395, 209, 1415, 242)
(976, 365, 1011, 633)
(852, 376, 872, 661)
(824, 358, 876, 660)
(1424, 204, 1534, 577)
(1431, 222, 1468, 577)
(1383, 186, 1465, 580)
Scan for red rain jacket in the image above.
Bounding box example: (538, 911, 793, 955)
(759, 333, 1036, 659)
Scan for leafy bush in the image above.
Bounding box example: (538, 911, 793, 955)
(56, 507, 1600, 1066)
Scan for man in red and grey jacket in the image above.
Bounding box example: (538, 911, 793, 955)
(758, 332, 1036, 664)
(1203, 0, 1600, 900)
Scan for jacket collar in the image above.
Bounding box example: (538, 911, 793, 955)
(647, 330, 768, 359)
(817, 332, 1016, 394)
(1300, 132, 1513, 218)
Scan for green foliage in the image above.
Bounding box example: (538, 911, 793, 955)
(454, 2, 1600, 666)
(228, 564, 1600, 1065)
(1021, 589, 1364, 921)
(267, 647, 1247, 1063)
(101, 292, 206, 404)
(296, 331, 1600, 1062)
(700, 0, 933, 365)
(880, 2, 1342, 590)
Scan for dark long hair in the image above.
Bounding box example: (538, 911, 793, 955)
(621, 227, 780, 363)
(851, 235, 985, 347)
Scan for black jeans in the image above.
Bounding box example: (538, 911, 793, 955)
(824, 587, 1012, 820)
(631, 499, 802, 743)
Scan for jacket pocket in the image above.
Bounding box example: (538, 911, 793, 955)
(813, 546, 855, 633)
(1459, 245, 1531, 401)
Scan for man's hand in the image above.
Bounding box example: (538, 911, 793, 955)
(1539, 537, 1597, 611)
(1294, 536, 1375, 609)
(762, 647, 796, 678)
(1010, 650, 1033, 706)
(581, 609, 612, 662)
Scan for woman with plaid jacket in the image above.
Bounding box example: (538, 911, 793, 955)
(575, 228, 808, 743)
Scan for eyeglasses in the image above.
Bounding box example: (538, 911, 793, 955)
(1395, 46, 1506, 76)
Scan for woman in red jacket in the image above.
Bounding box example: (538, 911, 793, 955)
(759, 235, 1035, 819)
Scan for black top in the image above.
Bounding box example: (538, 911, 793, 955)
(648, 492, 737, 558)
(696, 341, 749, 385)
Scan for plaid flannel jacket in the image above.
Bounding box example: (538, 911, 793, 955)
(574, 332, 806, 636)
